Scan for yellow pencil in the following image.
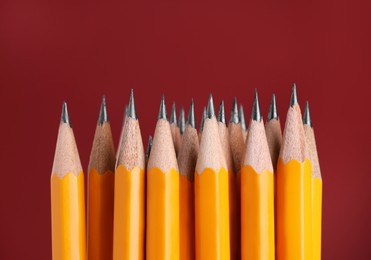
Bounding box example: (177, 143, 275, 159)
(51, 102, 86, 260)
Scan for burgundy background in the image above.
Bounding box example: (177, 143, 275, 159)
(1, 0, 370, 259)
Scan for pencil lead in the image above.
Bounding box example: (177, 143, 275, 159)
(98, 95, 108, 125)
(200, 106, 206, 132)
(239, 104, 246, 131)
(61, 101, 71, 126)
(146, 135, 153, 160)
(290, 83, 298, 107)
(207, 93, 215, 118)
(252, 89, 262, 122)
(267, 94, 279, 121)
(170, 102, 177, 124)
(158, 94, 167, 120)
(179, 107, 185, 134)
(128, 89, 137, 119)
(218, 100, 226, 124)
(188, 99, 196, 129)
(303, 101, 312, 127)
(230, 97, 239, 124)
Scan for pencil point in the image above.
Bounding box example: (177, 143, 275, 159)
(179, 107, 185, 134)
(128, 89, 137, 119)
(252, 89, 262, 122)
(303, 101, 312, 127)
(158, 94, 167, 120)
(207, 93, 215, 118)
(200, 106, 206, 132)
(61, 101, 71, 126)
(290, 83, 298, 107)
(267, 94, 279, 121)
(239, 104, 246, 130)
(170, 102, 177, 124)
(218, 100, 226, 124)
(146, 135, 153, 160)
(188, 99, 196, 129)
(98, 95, 108, 125)
(230, 97, 239, 124)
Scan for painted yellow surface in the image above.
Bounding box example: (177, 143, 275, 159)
(179, 175, 195, 260)
(51, 172, 86, 260)
(241, 166, 274, 260)
(113, 165, 145, 260)
(277, 159, 313, 260)
(228, 171, 240, 260)
(195, 168, 230, 260)
(88, 169, 114, 260)
(146, 167, 179, 260)
(313, 177, 323, 260)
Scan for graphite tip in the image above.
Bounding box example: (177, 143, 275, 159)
(98, 95, 108, 125)
(200, 106, 206, 132)
(251, 89, 262, 122)
(303, 101, 312, 127)
(61, 101, 71, 126)
(187, 99, 196, 129)
(267, 94, 279, 121)
(207, 93, 215, 119)
(290, 83, 298, 107)
(179, 107, 185, 134)
(239, 104, 246, 131)
(218, 100, 226, 124)
(230, 97, 239, 124)
(146, 135, 153, 160)
(158, 94, 167, 120)
(170, 102, 177, 124)
(128, 89, 137, 119)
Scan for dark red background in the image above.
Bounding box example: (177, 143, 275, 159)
(1, 0, 370, 259)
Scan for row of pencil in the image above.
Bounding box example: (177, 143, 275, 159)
(50, 84, 322, 260)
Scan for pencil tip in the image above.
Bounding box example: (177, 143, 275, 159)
(146, 135, 153, 160)
(267, 94, 279, 121)
(128, 89, 137, 119)
(170, 102, 177, 124)
(303, 101, 312, 127)
(188, 99, 196, 129)
(158, 94, 167, 120)
(230, 97, 239, 124)
(218, 100, 226, 124)
(61, 101, 71, 126)
(252, 89, 262, 122)
(179, 107, 185, 134)
(290, 83, 298, 107)
(200, 106, 206, 132)
(98, 95, 108, 125)
(207, 93, 215, 118)
(239, 104, 246, 130)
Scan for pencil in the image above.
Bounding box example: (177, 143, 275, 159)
(199, 106, 206, 141)
(303, 101, 322, 260)
(277, 84, 313, 260)
(178, 99, 199, 260)
(87, 96, 116, 260)
(195, 94, 230, 260)
(241, 90, 275, 260)
(146, 95, 180, 259)
(51, 102, 86, 260)
(229, 97, 245, 175)
(170, 102, 182, 155)
(145, 135, 153, 165)
(113, 90, 145, 260)
(265, 94, 282, 169)
(179, 106, 186, 135)
(218, 100, 239, 260)
(239, 104, 248, 142)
